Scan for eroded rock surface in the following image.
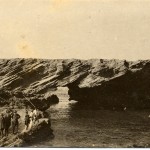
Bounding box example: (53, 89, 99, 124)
(0, 58, 150, 109)
(0, 118, 53, 147)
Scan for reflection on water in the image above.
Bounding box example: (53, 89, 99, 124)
(32, 87, 150, 147)
(34, 99, 150, 148)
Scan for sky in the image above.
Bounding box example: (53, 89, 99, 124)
(0, 0, 150, 60)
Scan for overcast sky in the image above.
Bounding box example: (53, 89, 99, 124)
(0, 0, 150, 60)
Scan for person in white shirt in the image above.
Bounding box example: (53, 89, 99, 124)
(33, 108, 39, 124)
(33, 109, 37, 116)
(28, 110, 34, 129)
(29, 110, 34, 120)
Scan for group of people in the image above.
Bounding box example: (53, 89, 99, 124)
(0, 108, 40, 138)
(0, 109, 20, 137)
(24, 109, 40, 131)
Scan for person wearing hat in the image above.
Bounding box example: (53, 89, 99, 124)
(4, 109, 11, 136)
(11, 110, 20, 134)
(0, 113, 5, 138)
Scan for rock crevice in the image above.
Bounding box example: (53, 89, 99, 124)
(0, 59, 150, 109)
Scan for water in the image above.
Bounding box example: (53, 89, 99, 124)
(34, 88, 150, 148)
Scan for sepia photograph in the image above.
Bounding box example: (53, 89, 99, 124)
(0, 0, 150, 148)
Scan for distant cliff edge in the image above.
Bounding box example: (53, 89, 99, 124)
(0, 58, 150, 110)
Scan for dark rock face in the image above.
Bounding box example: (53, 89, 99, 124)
(28, 94, 59, 111)
(68, 60, 150, 109)
(46, 94, 59, 105)
(0, 58, 150, 109)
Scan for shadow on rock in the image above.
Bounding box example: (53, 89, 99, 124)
(0, 118, 54, 147)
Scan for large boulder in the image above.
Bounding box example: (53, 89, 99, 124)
(28, 94, 59, 111)
(0, 118, 54, 147)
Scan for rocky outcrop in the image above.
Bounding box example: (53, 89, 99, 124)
(0, 118, 53, 147)
(0, 118, 54, 147)
(26, 94, 59, 111)
(0, 58, 150, 109)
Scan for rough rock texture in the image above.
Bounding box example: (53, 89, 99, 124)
(0, 118, 53, 147)
(0, 58, 150, 109)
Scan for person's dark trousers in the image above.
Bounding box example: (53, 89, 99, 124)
(16, 124, 18, 133)
(0, 129, 4, 138)
(12, 122, 16, 134)
(13, 124, 18, 134)
(4, 128, 9, 136)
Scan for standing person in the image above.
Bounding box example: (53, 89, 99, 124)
(29, 109, 34, 121)
(0, 113, 5, 138)
(29, 109, 34, 129)
(11, 110, 20, 134)
(10, 99, 15, 109)
(33, 108, 39, 123)
(24, 111, 30, 130)
(33, 108, 36, 124)
(4, 109, 11, 136)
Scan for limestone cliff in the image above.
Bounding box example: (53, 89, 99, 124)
(0, 58, 150, 109)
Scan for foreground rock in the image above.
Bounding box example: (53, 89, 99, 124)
(0, 58, 150, 109)
(0, 118, 54, 147)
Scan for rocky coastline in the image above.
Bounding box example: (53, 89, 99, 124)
(0, 58, 150, 109)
